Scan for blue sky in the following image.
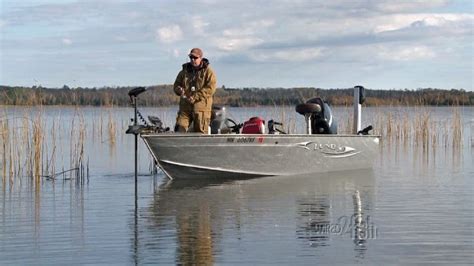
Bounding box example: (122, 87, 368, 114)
(1, 0, 472, 90)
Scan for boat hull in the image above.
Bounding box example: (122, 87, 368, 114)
(141, 133, 380, 179)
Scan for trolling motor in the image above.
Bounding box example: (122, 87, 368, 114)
(126, 87, 147, 135)
(126, 87, 169, 134)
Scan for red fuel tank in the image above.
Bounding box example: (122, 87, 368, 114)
(242, 117, 265, 134)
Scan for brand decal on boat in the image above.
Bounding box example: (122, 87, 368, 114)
(296, 142, 361, 158)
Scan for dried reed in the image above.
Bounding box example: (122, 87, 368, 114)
(451, 108, 462, 148)
(0, 107, 90, 187)
(108, 112, 116, 145)
(371, 107, 464, 157)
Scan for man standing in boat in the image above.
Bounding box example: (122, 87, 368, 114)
(173, 48, 217, 133)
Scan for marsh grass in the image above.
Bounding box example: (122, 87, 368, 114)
(107, 111, 117, 145)
(0, 107, 89, 189)
(366, 107, 464, 155)
(451, 108, 462, 148)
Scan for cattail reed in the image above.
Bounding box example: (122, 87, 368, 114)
(452, 108, 462, 148)
(108, 112, 116, 145)
(32, 113, 43, 181)
(1, 117, 8, 183)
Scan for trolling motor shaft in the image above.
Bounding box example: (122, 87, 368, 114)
(126, 87, 147, 197)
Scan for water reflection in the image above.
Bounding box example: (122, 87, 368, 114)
(0, 177, 88, 264)
(142, 170, 375, 264)
(293, 171, 375, 256)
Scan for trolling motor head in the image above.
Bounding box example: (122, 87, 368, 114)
(128, 87, 147, 102)
(126, 86, 147, 135)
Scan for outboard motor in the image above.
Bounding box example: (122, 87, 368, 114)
(295, 97, 337, 134)
(210, 106, 241, 134)
(210, 106, 228, 134)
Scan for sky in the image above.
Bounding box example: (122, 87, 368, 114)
(0, 0, 473, 90)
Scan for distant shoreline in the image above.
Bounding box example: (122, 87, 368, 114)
(1, 85, 472, 106)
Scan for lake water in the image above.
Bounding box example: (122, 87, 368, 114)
(0, 106, 473, 265)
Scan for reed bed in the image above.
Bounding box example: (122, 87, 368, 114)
(0, 108, 90, 189)
(364, 107, 465, 153)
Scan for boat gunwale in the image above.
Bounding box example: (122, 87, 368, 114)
(140, 133, 381, 138)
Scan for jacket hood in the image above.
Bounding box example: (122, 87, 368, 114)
(183, 58, 210, 71)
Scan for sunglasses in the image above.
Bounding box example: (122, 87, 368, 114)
(189, 55, 200, 60)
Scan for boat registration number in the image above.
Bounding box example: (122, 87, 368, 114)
(227, 137, 257, 143)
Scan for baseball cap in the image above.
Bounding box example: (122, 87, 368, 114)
(189, 48, 203, 58)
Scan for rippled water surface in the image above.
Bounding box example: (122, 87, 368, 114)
(1, 106, 473, 265)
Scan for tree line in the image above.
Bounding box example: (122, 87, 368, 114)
(0, 85, 472, 106)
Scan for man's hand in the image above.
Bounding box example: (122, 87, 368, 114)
(186, 95, 195, 104)
(174, 86, 184, 96)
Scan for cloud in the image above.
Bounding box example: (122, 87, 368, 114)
(190, 16, 209, 35)
(378, 46, 436, 61)
(252, 47, 325, 62)
(373, 13, 474, 33)
(156, 25, 183, 43)
(173, 49, 180, 57)
(62, 38, 72, 45)
(114, 36, 128, 42)
(214, 37, 264, 51)
(375, 0, 448, 13)
(222, 19, 275, 36)
(212, 19, 275, 52)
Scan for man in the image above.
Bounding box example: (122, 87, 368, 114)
(173, 48, 217, 133)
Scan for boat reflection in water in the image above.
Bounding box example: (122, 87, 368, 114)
(142, 170, 375, 264)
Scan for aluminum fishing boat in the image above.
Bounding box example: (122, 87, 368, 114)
(127, 86, 380, 180)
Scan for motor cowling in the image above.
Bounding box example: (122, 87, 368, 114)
(210, 106, 229, 134)
(295, 97, 337, 134)
(210, 106, 242, 134)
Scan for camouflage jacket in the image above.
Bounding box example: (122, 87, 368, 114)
(173, 58, 217, 112)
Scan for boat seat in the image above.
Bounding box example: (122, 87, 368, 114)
(295, 103, 322, 116)
(295, 97, 337, 134)
(295, 97, 325, 116)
